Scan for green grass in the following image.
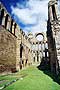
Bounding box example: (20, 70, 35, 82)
(0, 66, 60, 90)
(0, 72, 24, 87)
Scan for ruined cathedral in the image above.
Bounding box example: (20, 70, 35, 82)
(0, 0, 60, 75)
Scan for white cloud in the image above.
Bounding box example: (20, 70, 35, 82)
(11, 0, 48, 34)
(24, 20, 47, 35)
(58, 1, 60, 14)
(11, 6, 38, 25)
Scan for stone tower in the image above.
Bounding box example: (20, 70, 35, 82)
(47, 0, 60, 74)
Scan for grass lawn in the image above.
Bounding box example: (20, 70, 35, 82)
(0, 72, 26, 87)
(0, 66, 60, 90)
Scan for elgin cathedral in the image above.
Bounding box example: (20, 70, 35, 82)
(0, 0, 60, 75)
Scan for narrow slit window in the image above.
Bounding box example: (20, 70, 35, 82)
(52, 5, 57, 20)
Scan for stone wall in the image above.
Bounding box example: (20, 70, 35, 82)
(0, 26, 17, 73)
(47, 0, 60, 74)
(0, 2, 33, 73)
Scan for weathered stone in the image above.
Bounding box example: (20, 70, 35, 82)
(0, 26, 17, 73)
(47, 0, 60, 75)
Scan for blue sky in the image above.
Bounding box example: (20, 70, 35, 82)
(1, 0, 60, 35)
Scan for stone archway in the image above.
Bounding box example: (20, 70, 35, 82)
(20, 44, 26, 69)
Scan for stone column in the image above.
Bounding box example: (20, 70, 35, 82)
(16, 27, 21, 71)
(39, 52, 41, 64)
(55, 3, 58, 17)
(28, 49, 30, 66)
(30, 50, 33, 65)
(41, 42, 43, 57)
(6, 16, 11, 30)
(15, 25, 20, 37)
(49, 6, 53, 21)
(16, 37, 21, 71)
(2, 12, 6, 27)
(22, 45, 26, 68)
(31, 50, 34, 64)
(44, 41, 46, 50)
(24, 35, 26, 46)
(35, 51, 37, 63)
(0, 9, 4, 25)
(50, 52, 56, 73)
(12, 21, 15, 34)
(27, 48, 29, 66)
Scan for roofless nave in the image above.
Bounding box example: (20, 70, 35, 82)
(0, 0, 60, 75)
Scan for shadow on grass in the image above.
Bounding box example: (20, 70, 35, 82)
(37, 57, 60, 85)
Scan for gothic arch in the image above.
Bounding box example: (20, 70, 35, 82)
(35, 32, 45, 42)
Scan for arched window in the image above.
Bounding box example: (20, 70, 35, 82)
(5, 14, 9, 29)
(36, 35, 43, 42)
(35, 33, 44, 42)
(14, 23, 17, 35)
(0, 9, 4, 25)
(10, 19, 14, 33)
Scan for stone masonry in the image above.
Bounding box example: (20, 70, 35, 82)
(0, 2, 33, 73)
(47, 0, 60, 74)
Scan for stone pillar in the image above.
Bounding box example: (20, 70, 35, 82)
(35, 51, 37, 63)
(12, 21, 15, 34)
(43, 43, 45, 51)
(39, 43, 42, 61)
(2, 12, 6, 27)
(47, 0, 59, 75)
(50, 51, 57, 73)
(23, 35, 26, 46)
(41, 42, 43, 57)
(44, 42, 46, 50)
(30, 50, 33, 65)
(31, 50, 34, 64)
(0, 9, 4, 25)
(27, 48, 29, 66)
(15, 25, 20, 37)
(16, 38, 21, 71)
(55, 3, 58, 17)
(49, 6, 53, 21)
(28, 49, 30, 66)
(21, 32, 24, 44)
(16, 27, 21, 71)
(6, 16, 11, 30)
(39, 52, 41, 64)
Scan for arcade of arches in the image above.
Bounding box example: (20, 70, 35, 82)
(0, 0, 60, 75)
